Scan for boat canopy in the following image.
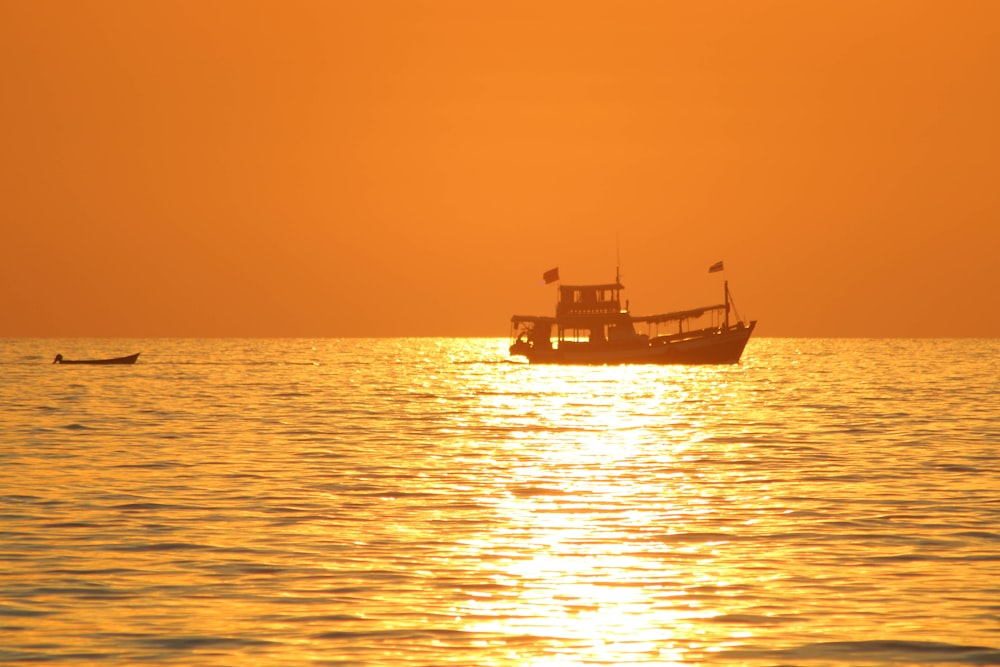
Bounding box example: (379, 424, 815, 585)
(632, 304, 726, 325)
(513, 303, 726, 327)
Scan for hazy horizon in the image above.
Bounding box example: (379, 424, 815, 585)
(12, 334, 1000, 342)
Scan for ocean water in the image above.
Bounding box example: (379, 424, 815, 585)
(1, 337, 998, 666)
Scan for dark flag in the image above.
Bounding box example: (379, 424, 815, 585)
(542, 267, 560, 284)
(708, 261, 724, 273)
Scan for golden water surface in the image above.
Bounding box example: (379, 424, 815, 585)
(1, 338, 998, 665)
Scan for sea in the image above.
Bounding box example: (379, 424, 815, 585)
(1, 337, 998, 666)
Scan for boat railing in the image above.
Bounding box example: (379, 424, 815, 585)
(556, 303, 621, 317)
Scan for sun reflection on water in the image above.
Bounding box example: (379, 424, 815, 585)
(447, 362, 762, 664)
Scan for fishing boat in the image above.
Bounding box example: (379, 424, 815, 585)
(510, 265, 755, 364)
(53, 353, 140, 365)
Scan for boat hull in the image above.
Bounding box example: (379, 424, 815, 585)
(54, 353, 140, 365)
(513, 322, 755, 365)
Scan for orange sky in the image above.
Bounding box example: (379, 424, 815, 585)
(2, 0, 998, 337)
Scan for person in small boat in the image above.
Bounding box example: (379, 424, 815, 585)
(53, 354, 63, 364)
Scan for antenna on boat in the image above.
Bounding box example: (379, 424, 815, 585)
(615, 234, 621, 286)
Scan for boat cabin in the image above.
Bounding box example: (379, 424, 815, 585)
(511, 281, 646, 351)
(556, 283, 624, 317)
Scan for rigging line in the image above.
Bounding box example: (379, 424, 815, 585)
(728, 284, 744, 324)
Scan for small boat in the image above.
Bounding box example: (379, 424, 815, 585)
(510, 265, 756, 365)
(53, 353, 140, 365)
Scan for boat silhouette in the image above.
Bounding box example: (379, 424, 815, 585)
(510, 266, 755, 364)
(53, 353, 140, 365)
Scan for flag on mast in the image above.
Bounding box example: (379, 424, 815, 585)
(708, 261, 724, 273)
(542, 267, 560, 284)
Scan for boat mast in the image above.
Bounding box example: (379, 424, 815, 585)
(724, 280, 731, 329)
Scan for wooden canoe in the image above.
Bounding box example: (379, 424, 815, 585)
(53, 353, 140, 365)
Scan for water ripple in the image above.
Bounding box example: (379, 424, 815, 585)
(0, 337, 998, 665)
